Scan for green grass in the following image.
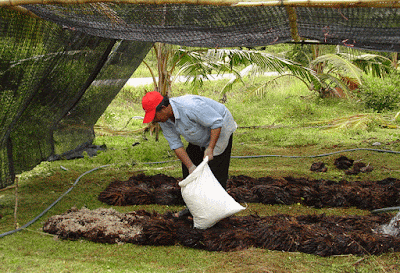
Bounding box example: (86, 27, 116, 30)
(2, 77, 400, 272)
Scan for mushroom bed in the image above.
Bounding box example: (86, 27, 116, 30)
(97, 171, 400, 211)
(43, 208, 400, 256)
(42, 156, 400, 256)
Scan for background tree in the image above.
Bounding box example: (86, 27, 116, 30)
(222, 45, 396, 99)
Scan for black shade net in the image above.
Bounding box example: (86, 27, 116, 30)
(2, 3, 400, 188)
(25, 4, 292, 47)
(0, 8, 152, 188)
(23, 4, 400, 50)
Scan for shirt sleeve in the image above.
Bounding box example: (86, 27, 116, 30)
(159, 122, 184, 150)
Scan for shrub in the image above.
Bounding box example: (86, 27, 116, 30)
(358, 74, 400, 112)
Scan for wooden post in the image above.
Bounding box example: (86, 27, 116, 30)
(14, 177, 19, 229)
(392, 52, 398, 69)
(285, 6, 300, 43)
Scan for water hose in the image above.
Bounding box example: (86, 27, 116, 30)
(0, 165, 110, 238)
(142, 147, 400, 164)
(371, 207, 400, 214)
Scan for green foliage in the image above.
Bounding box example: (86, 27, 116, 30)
(94, 135, 173, 165)
(358, 73, 400, 112)
(285, 44, 313, 66)
(114, 85, 148, 104)
(349, 53, 394, 77)
(310, 53, 364, 97)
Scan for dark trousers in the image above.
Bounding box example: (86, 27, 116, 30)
(181, 135, 233, 189)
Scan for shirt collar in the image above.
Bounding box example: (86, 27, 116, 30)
(169, 98, 180, 121)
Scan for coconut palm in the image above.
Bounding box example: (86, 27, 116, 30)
(215, 49, 322, 100)
(141, 43, 322, 138)
(141, 44, 397, 137)
(143, 44, 322, 99)
(310, 52, 394, 98)
(177, 48, 323, 102)
(220, 46, 396, 100)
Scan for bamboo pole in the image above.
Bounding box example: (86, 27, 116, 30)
(1, 0, 400, 8)
(285, 6, 300, 42)
(0, 184, 16, 192)
(235, 0, 400, 7)
(5, 6, 40, 18)
(13, 177, 19, 229)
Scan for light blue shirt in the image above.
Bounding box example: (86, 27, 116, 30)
(159, 95, 237, 156)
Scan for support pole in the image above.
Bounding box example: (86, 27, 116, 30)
(14, 177, 19, 229)
(285, 6, 300, 42)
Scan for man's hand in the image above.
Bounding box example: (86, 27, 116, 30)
(204, 147, 214, 161)
(174, 147, 196, 174)
(188, 164, 196, 174)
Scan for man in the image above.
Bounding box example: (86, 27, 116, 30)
(142, 91, 237, 217)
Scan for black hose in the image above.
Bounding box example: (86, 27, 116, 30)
(0, 165, 110, 238)
(371, 207, 400, 214)
(142, 147, 400, 164)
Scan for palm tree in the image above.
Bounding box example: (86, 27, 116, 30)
(178, 48, 323, 101)
(220, 46, 395, 99)
(310, 52, 394, 98)
(143, 44, 322, 99)
(310, 53, 364, 98)
(144, 43, 397, 102)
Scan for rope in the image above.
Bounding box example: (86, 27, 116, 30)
(0, 164, 110, 238)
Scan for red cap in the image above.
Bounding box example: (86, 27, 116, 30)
(142, 91, 163, 123)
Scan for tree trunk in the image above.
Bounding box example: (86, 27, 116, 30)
(392, 52, 398, 69)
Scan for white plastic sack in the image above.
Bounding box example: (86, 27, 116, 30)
(178, 157, 245, 229)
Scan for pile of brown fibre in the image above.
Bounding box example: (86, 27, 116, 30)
(98, 173, 183, 206)
(43, 207, 400, 256)
(98, 173, 400, 210)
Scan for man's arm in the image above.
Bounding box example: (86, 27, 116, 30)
(174, 147, 196, 173)
(204, 127, 221, 161)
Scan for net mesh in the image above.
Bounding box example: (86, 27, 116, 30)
(0, 8, 152, 188)
(2, 3, 400, 188)
(24, 4, 400, 50)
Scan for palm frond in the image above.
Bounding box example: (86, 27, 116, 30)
(221, 76, 245, 96)
(210, 49, 322, 93)
(242, 77, 281, 101)
(166, 47, 323, 97)
(317, 73, 353, 98)
(349, 54, 394, 77)
(242, 74, 312, 101)
(311, 54, 364, 85)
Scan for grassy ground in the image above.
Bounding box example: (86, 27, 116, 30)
(1, 77, 400, 272)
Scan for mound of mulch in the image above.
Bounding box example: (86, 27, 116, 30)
(98, 174, 184, 206)
(43, 207, 400, 256)
(98, 173, 400, 210)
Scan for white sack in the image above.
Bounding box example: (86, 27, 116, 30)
(178, 157, 245, 229)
